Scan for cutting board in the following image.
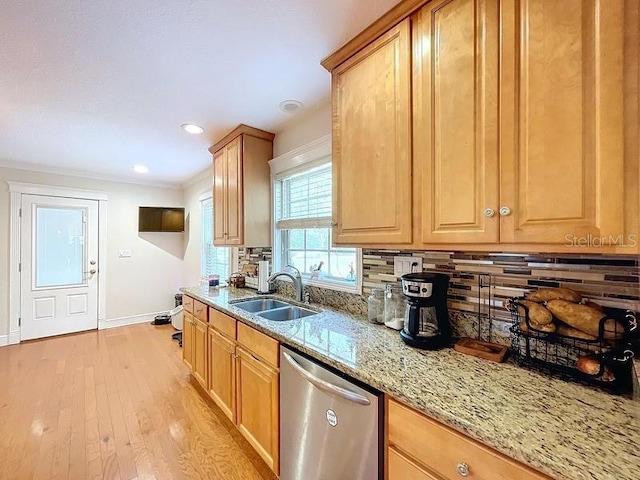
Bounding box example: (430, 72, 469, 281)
(454, 338, 509, 363)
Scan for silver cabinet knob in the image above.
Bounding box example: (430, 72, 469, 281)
(457, 462, 469, 477)
(330, 221, 338, 227)
(483, 208, 496, 218)
(499, 206, 512, 216)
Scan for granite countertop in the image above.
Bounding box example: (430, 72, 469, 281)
(181, 286, 640, 480)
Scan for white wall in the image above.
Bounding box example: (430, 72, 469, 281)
(0, 166, 185, 337)
(182, 170, 213, 286)
(274, 101, 331, 157)
(0, 102, 332, 342)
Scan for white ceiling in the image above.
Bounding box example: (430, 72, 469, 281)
(0, 0, 401, 186)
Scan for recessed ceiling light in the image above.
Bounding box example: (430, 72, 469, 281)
(181, 123, 204, 134)
(133, 164, 149, 174)
(279, 100, 304, 114)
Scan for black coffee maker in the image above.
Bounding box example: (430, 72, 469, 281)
(399, 272, 450, 349)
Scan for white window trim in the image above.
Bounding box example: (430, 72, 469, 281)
(199, 189, 239, 278)
(269, 135, 362, 294)
(7, 181, 108, 344)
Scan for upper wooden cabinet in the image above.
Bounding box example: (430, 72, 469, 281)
(323, 0, 638, 253)
(209, 125, 275, 247)
(499, 0, 625, 244)
(413, 0, 500, 244)
(331, 20, 412, 245)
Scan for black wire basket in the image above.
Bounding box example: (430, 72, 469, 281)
(506, 298, 636, 393)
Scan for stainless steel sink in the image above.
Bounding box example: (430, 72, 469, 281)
(231, 298, 318, 321)
(258, 306, 317, 321)
(232, 299, 290, 313)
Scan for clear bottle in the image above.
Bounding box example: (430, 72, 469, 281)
(367, 289, 385, 324)
(384, 284, 406, 330)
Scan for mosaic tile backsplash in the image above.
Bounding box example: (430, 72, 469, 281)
(362, 250, 640, 316)
(235, 247, 639, 345)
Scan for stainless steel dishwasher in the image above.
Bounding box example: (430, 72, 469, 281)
(280, 346, 383, 480)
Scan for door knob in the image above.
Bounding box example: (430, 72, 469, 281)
(499, 206, 512, 216)
(483, 208, 496, 218)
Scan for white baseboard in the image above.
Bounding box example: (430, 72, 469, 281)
(99, 311, 165, 330)
(0, 335, 7, 347)
(8, 331, 20, 345)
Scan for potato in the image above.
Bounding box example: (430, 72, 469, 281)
(517, 300, 553, 325)
(546, 300, 623, 339)
(526, 287, 582, 303)
(602, 319, 627, 340)
(556, 323, 598, 341)
(519, 321, 556, 333)
(584, 300, 604, 312)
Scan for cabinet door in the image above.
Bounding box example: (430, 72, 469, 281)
(388, 399, 549, 480)
(208, 328, 236, 422)
(499, 0, 625, 244)
(225, 137, 243, 246)
(413, 0, 500, 244)
(213, 148, 227, 245)
(235, 346, 279, 474)
(182, 313, 194, 371)
(388, 447, 441, 480)
(331, 20, 412, 245)
(193, 319, 208, 388)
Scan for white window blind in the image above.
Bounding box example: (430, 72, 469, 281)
(274, 161, 359, 291)
(201, 197, 230, 278)
(274, 162, 332, 229)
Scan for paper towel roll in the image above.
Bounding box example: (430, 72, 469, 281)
(258, 260, 270, 293)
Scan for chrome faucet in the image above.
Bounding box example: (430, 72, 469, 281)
(267, 264, 304, 302)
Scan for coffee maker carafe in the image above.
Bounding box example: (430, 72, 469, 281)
(399, 272, 450, 349)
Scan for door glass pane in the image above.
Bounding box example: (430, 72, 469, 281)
(35, 207, 85, 288)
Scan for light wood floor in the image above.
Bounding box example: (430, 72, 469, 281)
(0, 323, 277, 480)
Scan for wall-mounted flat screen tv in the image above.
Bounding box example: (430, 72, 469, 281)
(138, 207, 185, 233)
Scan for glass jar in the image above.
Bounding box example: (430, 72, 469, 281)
(384, 284, 406, 330)
(367, 288, 385, 324)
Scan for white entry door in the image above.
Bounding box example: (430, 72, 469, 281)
(20, 195, 99, 340)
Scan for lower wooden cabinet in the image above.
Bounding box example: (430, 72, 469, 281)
(388, 446, 441, 480)
(182, 312, 194, 371)
(236, 346, 279, 474)
(182, 300, 280, 476)
(207, 327, 236, 422)
(192, 318, 208, 388)
(387, 398, 550, 480)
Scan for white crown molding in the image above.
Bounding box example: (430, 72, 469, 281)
(8, 181, 109, 200)
(0, 159, 183, 189)
(268, 134, 331, 176)
(199, 190, 213, 202)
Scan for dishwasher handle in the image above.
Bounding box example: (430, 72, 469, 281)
(282, 351, 371, 406)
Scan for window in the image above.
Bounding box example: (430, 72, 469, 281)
(274, 160, 360, 292)
(201, 196, 233, 279)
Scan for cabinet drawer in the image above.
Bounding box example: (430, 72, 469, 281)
(209, 307, 236, 339)
(183, 295, 194, 314)
(237, 322, 279, 368)
(388, 399, 549, 480)
(388, 446, 442, 480)
(193, 300, 208, 322)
